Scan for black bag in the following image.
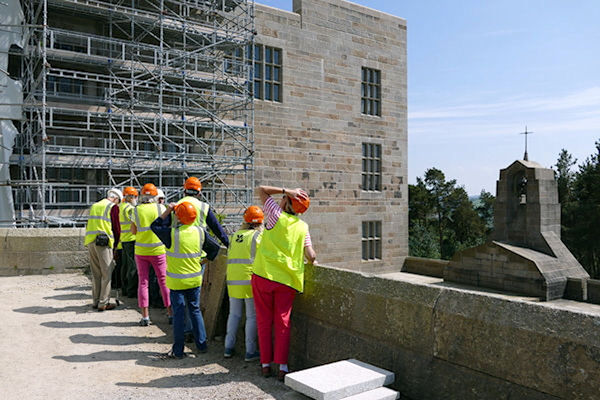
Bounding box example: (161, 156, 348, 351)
(95, 232, 110, 247)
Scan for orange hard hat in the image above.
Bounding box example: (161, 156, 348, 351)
(244, 206, 264, 224)
(175, 201, 197, 225)
(123, 186, 138, 196)
(141, 183, 158, 196)
(184, 177, 202, 191)
(291, 196, 310, 214)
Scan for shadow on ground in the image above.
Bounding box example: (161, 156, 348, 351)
(41, 320, 139, 328)
(115, 371, 295, 399)
(13, 305, 91, 314)
(69, 333, 169, 346)
(43, 293, 90, 301)
(54, 285, 92, 292)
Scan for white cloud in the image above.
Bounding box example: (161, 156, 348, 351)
(409, 87, 600, 121)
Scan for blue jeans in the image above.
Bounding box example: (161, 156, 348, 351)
(170, 286, 206, 357)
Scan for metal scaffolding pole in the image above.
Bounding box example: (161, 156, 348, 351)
(4, 0, 254, 228)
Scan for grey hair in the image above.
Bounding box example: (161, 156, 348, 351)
(140, 194, 157, 204)
(239, 222, 264, 232)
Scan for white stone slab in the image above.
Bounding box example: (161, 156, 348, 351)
(342, 387, 399, 400)
(284, 359, 395, 400)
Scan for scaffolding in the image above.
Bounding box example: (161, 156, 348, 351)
(5, 0, 254, 228)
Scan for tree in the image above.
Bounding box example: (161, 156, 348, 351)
(554, 149, 576, 205)
(565, 142, 600, 278)
(475, 190, 495, 237)
(409, 168, 488, 260)
(423, 168, 456, 258)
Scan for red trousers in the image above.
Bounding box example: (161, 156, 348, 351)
(251, 274, 296, 365)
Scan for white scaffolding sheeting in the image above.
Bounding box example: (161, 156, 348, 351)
(0, 0, 24, 227)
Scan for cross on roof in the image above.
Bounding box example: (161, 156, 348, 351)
(519, 126, 533, 161)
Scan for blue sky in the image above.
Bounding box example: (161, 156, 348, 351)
(257, 0, 600, 195)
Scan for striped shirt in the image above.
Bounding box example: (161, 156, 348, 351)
(264, 196, 312, 247)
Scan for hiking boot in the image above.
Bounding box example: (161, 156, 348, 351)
(97, 303, 117, 312)
(197, 341, 208, 353)
(262, 366, 271, 378)
(277, 370, 288, 382)
(244, 351, 260, 362)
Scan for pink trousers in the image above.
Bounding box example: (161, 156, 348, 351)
(251, 274, 296, 365)
(135, 254, 170, 308)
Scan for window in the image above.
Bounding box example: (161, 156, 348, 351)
(362, 221, 382, 260)
(361, 67, 381, 116)
(228, 44, 282, 102)
(362, 143, 381, 191)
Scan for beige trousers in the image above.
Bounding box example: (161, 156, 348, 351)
(87, 243, 115, 307)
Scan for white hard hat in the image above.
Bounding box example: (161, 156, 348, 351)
(107, 188, 123, 201)
(156, 188, 165, 199)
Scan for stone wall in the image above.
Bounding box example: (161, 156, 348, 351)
(0, 228, 88, 276)
(289, 264, 600, 400)
(254, 0, 408, 272)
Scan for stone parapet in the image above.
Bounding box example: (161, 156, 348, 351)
(0, 228, 88, 275)
(402, 256, 447, 278)
(290, 264, 600, 400)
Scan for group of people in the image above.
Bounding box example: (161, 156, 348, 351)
(84, 178, 316, 381)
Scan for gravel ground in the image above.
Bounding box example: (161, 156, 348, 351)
(0, 273, 300, 400)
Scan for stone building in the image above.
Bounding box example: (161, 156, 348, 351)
(254, 0, 408, 271)
(0, 0, 407, 270)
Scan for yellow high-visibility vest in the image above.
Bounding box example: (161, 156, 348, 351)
(174, 196, 210, 256)
(174, 196, 209, 227)
(84, 198, 115, 248)
(133, 203, 166, 256)
(117, 202, 135, 249)
(165, 225, 205, 290)
(253, 212, 308, 292)
(227, 229, 262, 298)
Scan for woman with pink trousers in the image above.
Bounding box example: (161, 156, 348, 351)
(131, 183, 172, 326)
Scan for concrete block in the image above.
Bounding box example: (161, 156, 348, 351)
(342, 387, 399, 400)
(285, 359, 394, 400)
(587, 279, 600, 305)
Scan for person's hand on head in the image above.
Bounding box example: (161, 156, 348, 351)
(286, 188, 308, 201)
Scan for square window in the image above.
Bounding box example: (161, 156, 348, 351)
(362, 143, 382, 191)
(361, 67, 381, 116)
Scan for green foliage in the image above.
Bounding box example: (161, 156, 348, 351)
(475, 189, 495, 236)
(557, 144, 600, 278)
(409, 168, 491, 260)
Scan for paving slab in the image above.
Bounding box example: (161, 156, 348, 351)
(343, 387, 399, 400)
(284, 359, 395, 400)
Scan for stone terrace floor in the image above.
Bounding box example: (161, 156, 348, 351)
(0, 273, 299, 400)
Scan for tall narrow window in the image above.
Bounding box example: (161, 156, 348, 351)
(361, 67, 381, 116)
(227, 45, 282, 102)
(362, 143, 382, 191)
(362, 221, 382, 260)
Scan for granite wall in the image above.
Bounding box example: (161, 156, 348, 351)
(290, 263, 600, 400)
(0, 228, 88, 275)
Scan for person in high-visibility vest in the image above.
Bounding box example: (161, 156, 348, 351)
(119, 186, 138, 298)
(174, 177, 229, 247)
(223, 206, 264, 361)
(150, 201, 221, 359)
(252, 185, 317, 381)
(84, 187, 122, 311)
(131, 183, 172, 326)
(174, 176, 230, 340)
